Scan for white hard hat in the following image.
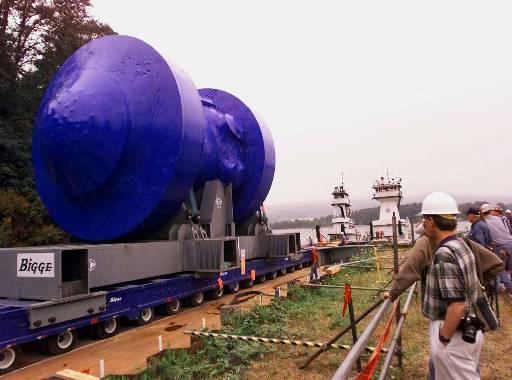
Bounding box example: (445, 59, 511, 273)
(418, 192, 460, 216)
(480, 204, 493, 213)
(506, 209, 512, 214)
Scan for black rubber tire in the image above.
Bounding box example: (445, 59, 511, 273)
(208, 287, 224, 300)
(46, 330, 76, 355)
(256, 275, 266, 284)
(136, 307, 155, 326)
(164, 299, 182, 315)
(267, 271, 278, 280)
(190, 292, 205, 307)
(228, 281, 240, 293)
(296, 263, 303, 270)
(94, 318, 119, 339)
(278, 268, 287, 276)
(0, 347, 18, 375)
(241, 279, 254, 288)
(287, 265, 296, 273)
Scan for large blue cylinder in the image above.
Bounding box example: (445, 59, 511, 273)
(33, 35, 275, 241)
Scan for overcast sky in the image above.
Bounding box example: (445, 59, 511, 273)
(90, 1, 511, 210)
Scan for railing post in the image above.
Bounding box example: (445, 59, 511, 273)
(347, 286, 361, 372)
(494, 278, 500, 323)
(331, 299, 391, 380)
(392, 213, 403, 368)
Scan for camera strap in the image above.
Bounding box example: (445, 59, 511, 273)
(439, 241, 498, 331)
(437, 241, 479, 318)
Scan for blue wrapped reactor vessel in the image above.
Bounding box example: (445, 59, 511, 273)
(33, 35, 275, 241)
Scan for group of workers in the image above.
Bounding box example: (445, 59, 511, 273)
(307, 193, 508, 379)
(384, 193, 507, 379)
(466, 204, 512, 294)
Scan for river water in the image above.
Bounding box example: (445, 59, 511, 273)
(274, 221, 471, 245)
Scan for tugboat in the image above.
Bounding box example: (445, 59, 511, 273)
(371, 172, 411, 242)
(328, 174, 360, 243)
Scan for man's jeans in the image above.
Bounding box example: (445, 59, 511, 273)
(310, 263, 319, 282)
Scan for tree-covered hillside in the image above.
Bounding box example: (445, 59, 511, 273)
(0, 0, 114, 247)
(271, 200, 512, 229)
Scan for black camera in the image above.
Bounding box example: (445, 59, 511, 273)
(461, 316, 477, 344)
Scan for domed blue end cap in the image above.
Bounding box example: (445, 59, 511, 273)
(33, 35, 205, 241)
(198, 89, 275, 225)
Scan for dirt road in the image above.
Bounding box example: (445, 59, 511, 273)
(2, 269, 309, 380)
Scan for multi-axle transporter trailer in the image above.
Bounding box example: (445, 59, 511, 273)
(0, 34, 356, 375)
(0, 251, 310, 374)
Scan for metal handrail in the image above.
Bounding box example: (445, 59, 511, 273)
(377, 283, 417, 380)
(301, 298, 384, 369)
(331, 298, 392, 380)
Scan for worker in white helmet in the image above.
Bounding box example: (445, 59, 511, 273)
(384, 194, 503, 379)
(490, 205, 512, 234)
(420, 192, 483, 379)
(506, 209, 512, 226)
(480, 203, 512, 291)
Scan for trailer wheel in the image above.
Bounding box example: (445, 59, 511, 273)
(278, 268, 287, 276)
(137, 307, 155, 326)
(267, 271, 278, 280)
(256, 274, 266, 284)
(94, 318, 119, 339)
(208, 286, 224, 300)
(0, 347, 17, 375)
(296, 263, 303, 270)
(164, 299, 182, 315)
(190, 292, 205, 307)
(228, 281, 240, 293)
(241, 279, 254, 288)
(47, 330, 76, 355)
(287, 265, 296, 273)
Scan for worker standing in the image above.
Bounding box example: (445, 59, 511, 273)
(506, 209, 512, 226)
(421, 193, 483, 379)
(385, 193, 501, 379)
(480, 204, 512, 292)
(310, 247, 320, 282)
(465, 208, 491, 248)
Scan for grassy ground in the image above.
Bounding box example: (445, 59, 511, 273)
(108, 248, 512, 379)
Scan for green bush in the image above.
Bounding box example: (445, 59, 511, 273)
(0, 189, 68, 247)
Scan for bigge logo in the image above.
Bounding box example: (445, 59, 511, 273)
(17, 253, 55, 278)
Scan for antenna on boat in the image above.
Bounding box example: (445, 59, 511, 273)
(341, 171, 344, 187)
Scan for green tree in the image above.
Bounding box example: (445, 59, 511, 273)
(0, 0, 114, 246)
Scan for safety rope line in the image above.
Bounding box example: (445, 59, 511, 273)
(184, 330, 387, 352)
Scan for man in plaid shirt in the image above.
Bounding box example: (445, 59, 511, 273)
(420, 192, 483, 379)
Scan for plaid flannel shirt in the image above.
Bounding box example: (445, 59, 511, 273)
(423, 235, 479, 321)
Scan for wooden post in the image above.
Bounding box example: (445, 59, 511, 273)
(348, 293, 362, 372)
(392, 213, 403, 368)
(410, 219, 415, 244)
(99, 359, 105, 378)
(494, 279, 501, 323)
